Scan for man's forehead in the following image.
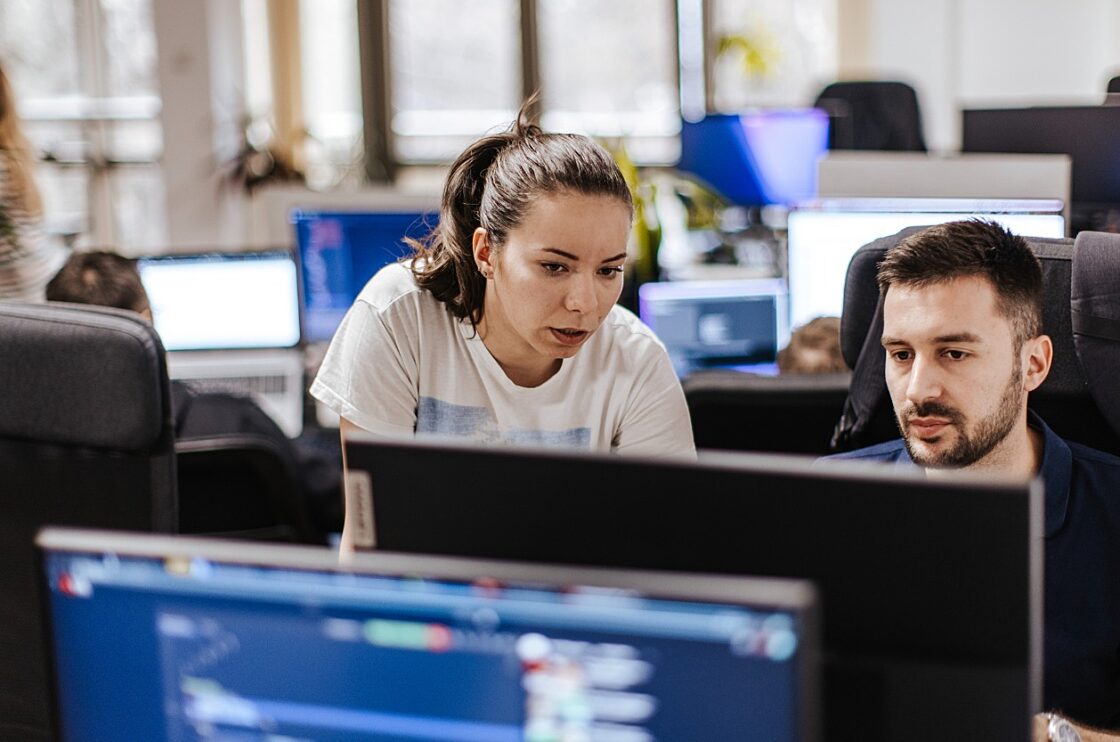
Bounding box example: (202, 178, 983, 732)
(882, 276, 1011, 343)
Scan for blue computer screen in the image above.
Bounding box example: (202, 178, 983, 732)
(44, 548, 809, 741)
(292, 210, 436, 343)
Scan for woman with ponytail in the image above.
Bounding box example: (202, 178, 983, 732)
(310, 104, 694, 499)
(0, 60, 66, 301)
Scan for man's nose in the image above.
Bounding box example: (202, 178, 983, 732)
(905, 354, 943, 405)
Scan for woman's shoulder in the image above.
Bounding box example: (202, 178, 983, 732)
(593, 304, 667, 357)
(354, 260, 426, 312)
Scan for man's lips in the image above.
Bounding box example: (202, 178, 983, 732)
(907, 416, 953, 438)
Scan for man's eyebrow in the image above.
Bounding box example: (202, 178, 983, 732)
(932, 332, 983, 344)
(881, 333, 984, 346)
(540, 248, 628, 264)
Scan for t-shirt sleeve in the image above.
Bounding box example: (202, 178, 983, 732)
(309, 296, 419, 438)
(612, 344, 697, 459)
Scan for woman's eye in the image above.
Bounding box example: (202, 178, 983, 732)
(598, 266, 624, 278)
(541, 263, 566, 274)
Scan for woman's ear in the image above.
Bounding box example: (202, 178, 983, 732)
(472, 227, 494, 279)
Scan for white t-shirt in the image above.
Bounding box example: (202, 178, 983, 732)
(310, 262, 695, 458)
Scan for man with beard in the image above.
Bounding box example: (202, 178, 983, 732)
(829, 219, 1120, 741)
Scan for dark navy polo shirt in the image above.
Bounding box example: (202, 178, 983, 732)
(829, 411, 1120, 728)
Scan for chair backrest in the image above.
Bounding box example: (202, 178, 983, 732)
(176, 432, 323, 544)
(1107, 75, 1120, 95)
(684, 370, 851, 455)
(0, 301, 177, 740)
(814, 80, 927, 152)
(833, 228, 1120, 454)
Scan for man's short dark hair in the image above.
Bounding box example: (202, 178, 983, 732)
(876, 219, 1044, 347)
(46, 250, 150, 315)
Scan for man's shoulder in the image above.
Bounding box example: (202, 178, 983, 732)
(824, 438, 909, 462)
(1066, 438, 1120, 473)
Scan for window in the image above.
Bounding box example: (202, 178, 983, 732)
(388, 0, 522, 163)
(538, 0, 680, 163)
(1, 0, 165, 250)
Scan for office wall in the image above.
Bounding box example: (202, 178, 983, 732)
(840, 0, 1120, 151)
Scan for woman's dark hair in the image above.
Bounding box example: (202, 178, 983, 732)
(409, 99, 633, 325)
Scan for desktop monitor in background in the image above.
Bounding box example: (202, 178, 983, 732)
(343, 436, 1042, 742)
(962, 105, 1120, 231)
(785, 197, 1066, 329)
(137, 250, 305, 436)
(39, 528, 819, 742)
(678, 110, 829, 206)
(638, 278, 788, 377)
(291, 209, 435, 343)
(139, 251, 301, 352)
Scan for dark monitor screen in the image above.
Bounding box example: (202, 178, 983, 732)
(291, 209, 436, 343)
(343, 436, 1043, 742)
(39, 528, 818, 742)
(961, 105, 1120, 210)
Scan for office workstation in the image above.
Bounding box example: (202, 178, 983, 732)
(3, 2, 1120, 741)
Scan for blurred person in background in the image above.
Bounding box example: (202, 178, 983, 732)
(0, 59, 66, 301)
(778, 316, 848, 374)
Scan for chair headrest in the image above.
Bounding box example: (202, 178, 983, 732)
(840, 228, 1082, 393)
(1071, 231, 1120, 434)
(0, 302, 171, 451)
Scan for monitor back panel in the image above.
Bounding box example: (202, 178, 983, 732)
(344, 437, 1042, 742)
(39, 528, 818, 742)
(962, 105, 1120, 208)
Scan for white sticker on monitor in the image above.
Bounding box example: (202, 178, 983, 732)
(344, 470, 376, 549)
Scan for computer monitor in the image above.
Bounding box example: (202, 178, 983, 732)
(785, 197, 1066, 329)
(342, 435, 1042, 742)
(38, 528, 819, 742)
(816, 151, 1072, 225)
(137, 251, 301, 351)
(678, 110, 829, 206)
(638, 279, 788, 377)
(961, 105, 1120, 229)
(291, 209, 436, 343)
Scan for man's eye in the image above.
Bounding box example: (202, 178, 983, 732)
(945, 349, 968, 360)
(891, 350, 912, 362)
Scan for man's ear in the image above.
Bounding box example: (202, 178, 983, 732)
(1022, 334, 1053, 393)
(472, 228, 494, 278)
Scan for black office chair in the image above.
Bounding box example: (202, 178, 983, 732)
(832, 228, 1120, 454)
(813, 80, 927, 152)
(177, 432, 322, 544)
(0, 302, 178, 740)
(684, 370, 851, 455)
(1107, 75, 1120, 96)
(172, 387, 324, 544)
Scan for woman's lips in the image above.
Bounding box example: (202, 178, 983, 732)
(550, 327, 589, 346)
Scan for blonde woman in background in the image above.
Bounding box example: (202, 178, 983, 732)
(0, 60, 65, 300)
